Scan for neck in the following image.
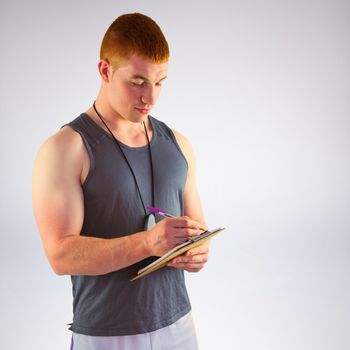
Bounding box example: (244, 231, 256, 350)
(86, 93, 153, 147)
(87, 93, 150, 135)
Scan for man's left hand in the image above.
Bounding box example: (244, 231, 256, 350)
(167, 241, 210, 272)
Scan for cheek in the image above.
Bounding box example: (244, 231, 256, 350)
(110, 82, 139, 102)
(155, 89, 162, 100)
(123, 85, 140, 100)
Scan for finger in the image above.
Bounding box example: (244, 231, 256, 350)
(167, 261, 205, 272)
(172, 217, 202, 230)
(173, 228, 201, 239)
(185, 245, 208, 256)
(169, 254, 208, 265)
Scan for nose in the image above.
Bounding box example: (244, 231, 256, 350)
(141, 85, 158, 106)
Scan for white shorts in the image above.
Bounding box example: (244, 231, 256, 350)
(70, 312, 198, 350)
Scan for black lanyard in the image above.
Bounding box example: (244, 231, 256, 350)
(93, 101, 155, 217)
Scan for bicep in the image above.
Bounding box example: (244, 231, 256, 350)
(173, 130, 207, 227)
(32, 133, 84, 264)
(183, 169, 206, 228)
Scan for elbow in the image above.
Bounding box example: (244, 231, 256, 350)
(52, 265, 67, 276)
(47, 245, 71, 275)
(45, 236, 75, 276)
(50, 258, 69, 276)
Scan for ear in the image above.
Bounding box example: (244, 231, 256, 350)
(98, 59, 113, 82)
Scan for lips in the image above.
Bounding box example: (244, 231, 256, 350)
(135, 107, 150, 114)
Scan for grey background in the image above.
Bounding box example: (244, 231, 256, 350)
(1, 0, 349, 349)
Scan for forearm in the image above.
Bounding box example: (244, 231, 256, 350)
(49, 231, 150, 276)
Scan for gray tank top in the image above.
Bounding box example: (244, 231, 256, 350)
(65, 113, 191, 336)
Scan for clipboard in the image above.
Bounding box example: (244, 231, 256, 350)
(131, 227, 225, 281)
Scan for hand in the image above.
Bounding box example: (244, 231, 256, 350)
(167, 240, 210, 272)
(146, 216, 202, 257)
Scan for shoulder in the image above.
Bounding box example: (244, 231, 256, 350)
(38, 125, 83, 157)
(34, 125, 85, 180)
(171, 129, 191, 149)
(150, 116, 196, 167)
(171, 129, 196, 168)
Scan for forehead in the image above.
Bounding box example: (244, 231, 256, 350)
(117, 54, 168, 81)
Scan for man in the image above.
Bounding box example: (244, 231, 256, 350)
(32, 13, 210, 350)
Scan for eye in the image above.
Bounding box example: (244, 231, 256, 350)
(131, 80, 146, 87)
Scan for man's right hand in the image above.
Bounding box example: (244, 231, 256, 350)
(146, 217, 202, 257)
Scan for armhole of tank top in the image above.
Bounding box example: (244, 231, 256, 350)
(165, 125, 189, 216)
(64, 124, 95, 189)
(159, 121, 189, 170)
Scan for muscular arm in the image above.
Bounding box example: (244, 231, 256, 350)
(32, 127, 201, 276)
(167, 130, 210, 272)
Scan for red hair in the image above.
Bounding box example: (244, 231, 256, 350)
(100, 13, 170, 68)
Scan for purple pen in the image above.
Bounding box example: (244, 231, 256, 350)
(146, 206, 175, 218)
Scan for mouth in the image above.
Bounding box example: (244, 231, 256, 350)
(135, 107, 150, 114)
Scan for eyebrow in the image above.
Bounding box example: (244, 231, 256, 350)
(130, 74, 167, 82)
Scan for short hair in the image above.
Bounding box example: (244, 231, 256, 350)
(100, 13, 170, 69)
